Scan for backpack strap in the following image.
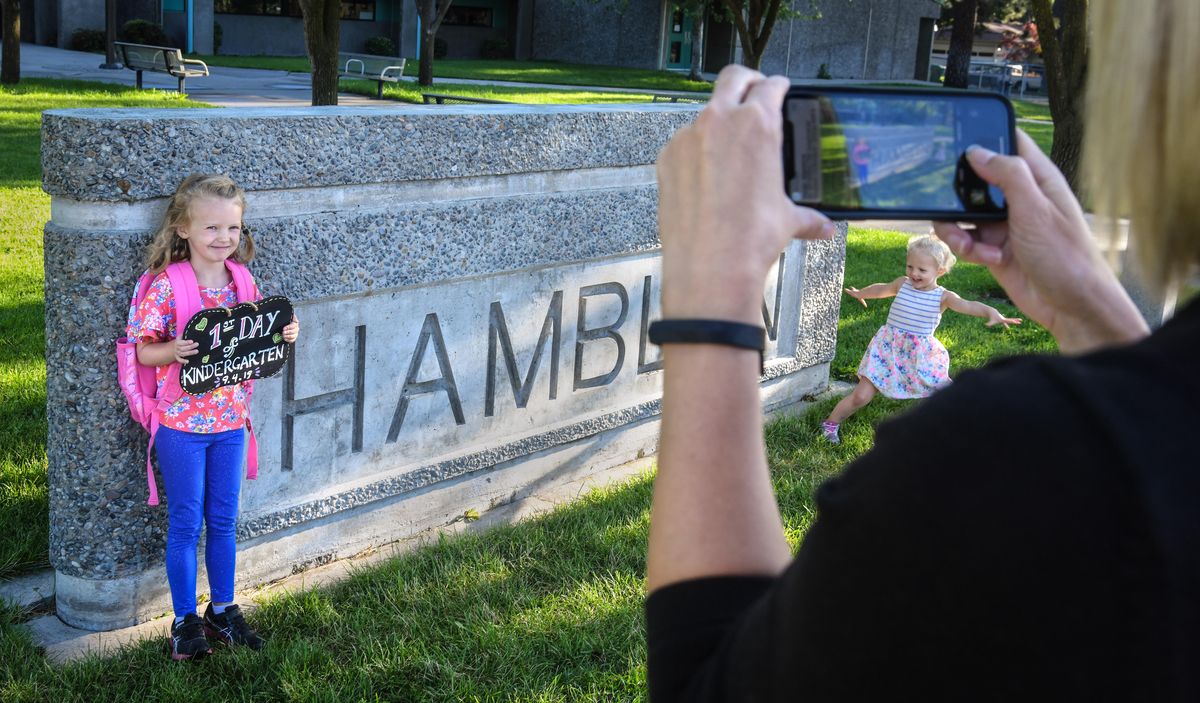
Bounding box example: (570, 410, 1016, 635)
(225, 260, 258, 303)
(225, 260, 261, 481)
(139, 263, 202, 506)
(160, 262, 202, 408)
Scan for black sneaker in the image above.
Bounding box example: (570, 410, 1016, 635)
(169, 613, 212, 661)
(203, 603, 266, 650)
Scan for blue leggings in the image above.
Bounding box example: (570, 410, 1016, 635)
(155, 426, 245, 619)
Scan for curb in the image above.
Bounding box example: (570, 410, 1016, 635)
(0, 569, 55, 612)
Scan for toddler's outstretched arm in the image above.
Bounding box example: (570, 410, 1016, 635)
(844, 277, 904, 308)
(943, 291, 1023, 329)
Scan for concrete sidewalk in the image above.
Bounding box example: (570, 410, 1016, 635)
(18, 43, 386, 107)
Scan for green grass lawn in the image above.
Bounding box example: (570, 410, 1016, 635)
(339, 78, 661, 105)
(190, 55, 712, 93)
(1011, 98, 1052, 122)
(0, 224, 1054, 700)
(0, 79, 206, 579)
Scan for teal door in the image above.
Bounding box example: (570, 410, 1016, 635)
(665, 6, 694, 70)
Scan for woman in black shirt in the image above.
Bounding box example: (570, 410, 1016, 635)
(645, 1, 1198, 699)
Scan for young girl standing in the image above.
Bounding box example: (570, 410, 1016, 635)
(126, 174, 299, 659)
(821, 235, 1020, 444)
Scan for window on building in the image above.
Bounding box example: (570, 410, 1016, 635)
(215, 1, 375, 21)
(443, 7, 494, 28)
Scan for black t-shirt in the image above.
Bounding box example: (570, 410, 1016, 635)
(646, 300, 1200, 702)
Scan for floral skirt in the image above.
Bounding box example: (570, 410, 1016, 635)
(857, 325, 951, 399)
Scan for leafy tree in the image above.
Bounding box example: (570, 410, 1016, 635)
(415, 0, 455, 86)
(297, 0, 342, 106)
(1, 0, 19, 85)
(1032, 0, 1087, 194)
(715, 0, 820, 71)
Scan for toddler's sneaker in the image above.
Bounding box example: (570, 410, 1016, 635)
(203, 603, 266, 651)
(821, 420, 841, 445)
(169, 613, 212, 661)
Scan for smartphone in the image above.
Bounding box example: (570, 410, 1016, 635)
(782, 85, 1016, 220)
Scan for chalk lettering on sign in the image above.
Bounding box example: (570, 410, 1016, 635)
(574, 282, 629, 390)
(485, 291, 564, 418)
(387, 313, 465, 443)
(281, 324, 366, 472)
(180, 296, 293, 395)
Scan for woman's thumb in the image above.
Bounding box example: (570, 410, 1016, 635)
(965, 145, 1040, 206)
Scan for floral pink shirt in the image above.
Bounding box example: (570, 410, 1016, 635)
(126, 272, 254, 433)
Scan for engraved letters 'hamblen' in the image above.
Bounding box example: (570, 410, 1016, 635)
(264, 253, 786, 502)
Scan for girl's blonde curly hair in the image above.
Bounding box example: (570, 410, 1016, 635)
(144, 174, 256, 274)
(907, 234, 957, 273)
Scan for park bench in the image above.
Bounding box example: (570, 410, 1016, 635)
(114, 42, 209, 94)
(338, 52, 406, 99)
(651, 93, 709, 104)
(421, 94, 515, 105)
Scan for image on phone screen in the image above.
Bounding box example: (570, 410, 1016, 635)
(785, 92, 1011, 217)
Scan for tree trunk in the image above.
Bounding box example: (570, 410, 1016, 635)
(416, 0, 454, 87)
(419, 26, 435, 85)
(688, 12, 706, 81)
(298, 0, 342, 106)
(943, 0, 977, 89)
(722, 0, 782, 71)
(2, 0, 20, 85)
(1032, 0, 1087, 194)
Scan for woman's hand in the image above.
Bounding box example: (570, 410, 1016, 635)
(932, 131, 1148, 354)
(282, 314, 300, 344)
(656, 65, 835, 326)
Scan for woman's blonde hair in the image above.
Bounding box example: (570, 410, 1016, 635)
(908, 234, 957, 273)
(145, 174, 255, 274)
(1087, 0, 1200, 292)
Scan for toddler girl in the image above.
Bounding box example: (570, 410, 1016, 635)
(822, 234, 1020, 444)
(126, 174, 299, 659)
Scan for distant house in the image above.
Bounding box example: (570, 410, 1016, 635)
(26, 0, 940, 83)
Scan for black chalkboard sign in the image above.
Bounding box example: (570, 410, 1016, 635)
(179, 296, 294, 395)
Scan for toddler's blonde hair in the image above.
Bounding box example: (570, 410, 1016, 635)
(907, 234, 956, 273)
(144, 174, 255, 274)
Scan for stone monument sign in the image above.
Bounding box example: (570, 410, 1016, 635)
(42, 104, 847, 630)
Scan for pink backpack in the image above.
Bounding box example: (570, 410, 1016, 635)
(116, 260, 261, 505)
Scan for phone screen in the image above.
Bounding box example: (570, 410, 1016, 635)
(784, 90, 1012, 218)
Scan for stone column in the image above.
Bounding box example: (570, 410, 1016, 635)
(42, 104, 847, 630)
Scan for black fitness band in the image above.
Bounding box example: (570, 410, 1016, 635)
(648, 319, 766, 373)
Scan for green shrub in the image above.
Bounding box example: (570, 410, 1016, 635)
(434, 36, 448, 59)
(364, 36, 396, 56)
(119, 19, 171, 47)
(213, 22, 223, 55)
(817, 63, 832, 79)
(69, 28, 107, 53)
(480, 38, 510, 59)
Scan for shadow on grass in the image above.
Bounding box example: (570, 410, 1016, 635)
(0, 474, 657, 702)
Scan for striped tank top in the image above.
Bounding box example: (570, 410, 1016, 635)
(886, 281, 945, 336)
